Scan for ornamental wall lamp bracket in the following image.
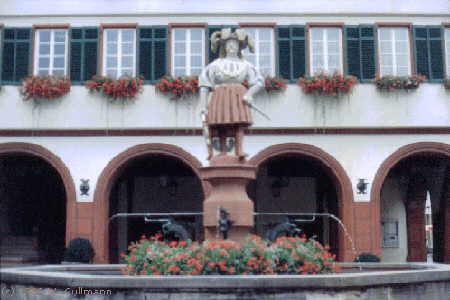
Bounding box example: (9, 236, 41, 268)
(80, 179, 90, 196)
(356, 178, 368, 195)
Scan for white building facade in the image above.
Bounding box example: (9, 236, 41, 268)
(0, 0, 449, 264)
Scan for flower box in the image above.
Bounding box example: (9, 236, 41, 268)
(296, 72, 357, 97)
(372, 74, 426, 91)
(86, 75, 144, 101)
(20, 75, 71, 102)
(155, 75, 199, 99)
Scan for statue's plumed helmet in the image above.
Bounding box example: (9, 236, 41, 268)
(211, 28, 255, 58)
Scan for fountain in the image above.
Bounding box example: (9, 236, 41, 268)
(1, 28, 449, 300)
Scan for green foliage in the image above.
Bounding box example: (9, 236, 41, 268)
(64, 238, 95, 263)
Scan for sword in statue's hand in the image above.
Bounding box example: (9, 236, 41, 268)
(244, 100, 271, 121)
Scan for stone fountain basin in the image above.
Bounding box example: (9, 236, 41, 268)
(1, 263, 449, 299)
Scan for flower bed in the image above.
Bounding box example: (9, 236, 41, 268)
(86, 75, 144, 100)
(121, 234, 338, 276)
(296, 72, 357, 97)
(372, 74, 426, 91)
(155, 75, 199, 99)
(20, 75, 71, 101)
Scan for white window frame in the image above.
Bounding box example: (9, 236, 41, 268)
(445, 27, 450, 77)
(171, 27, 205, 76)
(102, 28, 137, 78)
(378, 27, 411, 77)
(34, 29, 68, 76)
(309, 27, 343, 75)
(242, 27, 275, 77)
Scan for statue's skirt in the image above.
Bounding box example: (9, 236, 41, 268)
(207, 83, 253, 127)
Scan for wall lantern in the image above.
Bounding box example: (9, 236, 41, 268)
(356, 178, 368, 194)
(80, 179, 90, 196)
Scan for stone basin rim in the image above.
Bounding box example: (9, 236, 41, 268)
(1, 263, 449, 290)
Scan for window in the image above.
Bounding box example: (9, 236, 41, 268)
(446, 28, 450, 77)
(34, 29, 68, 75)
(171, 27, 205, 76)
(309, 27, 343, 74)
(378, 27, 411, 76)
(103, 28, 136, 78)
(242, 28, 275, 76)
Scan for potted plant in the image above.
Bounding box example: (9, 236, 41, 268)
(20, 74, 71, 102)
(86, 75, 144, 101)
(63, 238, 95, 264)
(372, 74, 426, 91)
(296, 72, 358, 97)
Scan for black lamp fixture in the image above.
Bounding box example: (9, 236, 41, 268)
(356, 178, 368, 194)
(80, 179, 89, 196)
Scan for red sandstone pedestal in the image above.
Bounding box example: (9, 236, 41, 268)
(200, 155, 256, 243)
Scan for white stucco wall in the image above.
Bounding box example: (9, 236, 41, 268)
(0, 133, 447, 203)
(380, 177, 408, 262)
(0, 84, 449, 129)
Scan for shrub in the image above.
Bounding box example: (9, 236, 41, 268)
(86, 75, 144, 100)
(353, 252, 380, 263)
(296, 72, 358, 97)
(20, 74, 71, 101)
(121, 234, 339, 276)
(64, 238, 95, 263)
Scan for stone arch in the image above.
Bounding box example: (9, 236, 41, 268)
(93, 143, 205, 263)
(249, 143, 354, 261)
(371, 142, 450, 262)
(0, 142, 76, 246)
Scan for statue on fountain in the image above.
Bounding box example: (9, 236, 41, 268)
(199, 28, 264, 163)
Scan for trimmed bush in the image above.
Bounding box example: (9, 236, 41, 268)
(354, 252, 380, 263)
(64, 238, 95, 263)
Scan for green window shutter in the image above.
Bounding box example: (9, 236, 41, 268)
(413, 26, 444, 81)
(345, 26, 361, 80)
(359, 25, 377, 82)
(276, 26, 305, 82)
(70, 27, 99, 84)
(206, 26, 224, 63)
(413, 26, 430, 79)
(1, 28, 31, 84)
(428, 26, 444, 81)
(138, 26, 167, 82)
(154, 27, 168, 81)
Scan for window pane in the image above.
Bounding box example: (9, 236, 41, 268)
(190, 42, 202, 54)
(39, 57, 50, 68)
(380, 54, 393, 65)
(327, 28, 339, 41)
(107, 57, 117, 68)
(328, 41, 339, 53)
(39, 44, 50, 55)
(312, 42, 323, 54)
(106, 30, 118, 42)
(260, 42, 271, 54)
(39, 31, 50, 42)
(381, 66, 393, 76)
(107, 43, 117, 55)
(380, 41, 392, 53)
(394, 28, 408, 40)
(106, 70, 117, 78)
(259, 28, 271, 40)
(310, 28, 323, 40)
(122, 56, 133, 68)
(174, 56, 186, 67)
(122, 43, 133, 54)
(396, 55, 409, 67)
(54, 44, 65, 55)
(191, 68, 202, 75)
(52, 69, 64, 76)
(260, 55, 271, 67)
(53, 57, 65, 68)
(121, 69, 133, 77)
(191, 56, 202, 67)
(39, 69, 49, 75)
(190, 28, 202, 41)
(378, 28, 390, 40)
(328, 55, 339, 68)
(122, 30, 134, 42)
(174, 29, 186, 40)
(395, 41, 408, 54)
(174, 68, 185, 76)
(175, 42, 186, 54)
(397, 67, 409, 76)
(54, 31, 66, 42)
